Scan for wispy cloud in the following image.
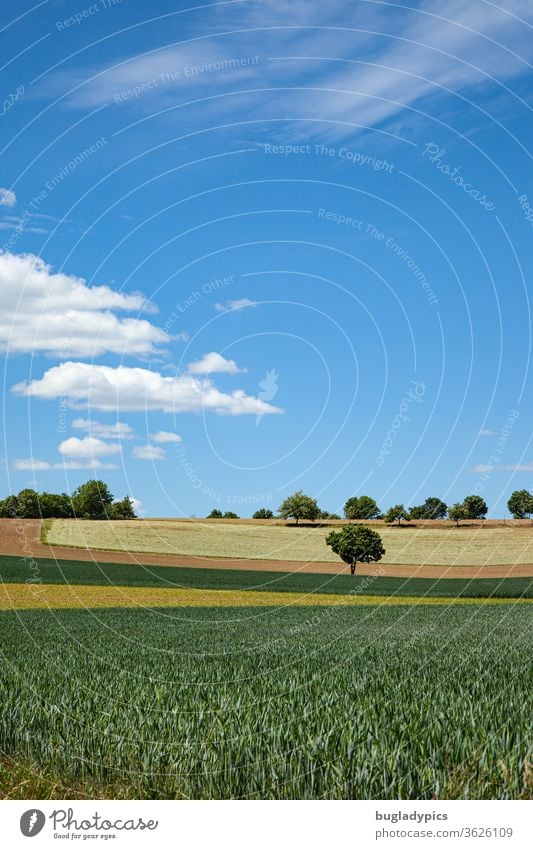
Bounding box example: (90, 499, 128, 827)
(133, 443, 166, 461)
(41, 1, 533, 140)
(214, 298, 257, 312)
(0, 188, 16, 207)
(72, 418, 134, 439)
(13, 457, 117, 470)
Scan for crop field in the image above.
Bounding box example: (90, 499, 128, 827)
(45, 519, 533, 566)
(1, 555, 531, 597)
(0, 605, 531, 800)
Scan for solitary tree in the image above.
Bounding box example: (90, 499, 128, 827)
(344, 495, 381, 521)
(326, 525, 385, 575)
(252, 508, 275, 519)
(507, 489, 533, 520)
(207, 509, 223, 518)
(383, 504, 409, 525)
(71, 480, 114, 520)
(448, 503, 467, 526)
(278, 490, 320, 524)
(463, 495, 488, 521)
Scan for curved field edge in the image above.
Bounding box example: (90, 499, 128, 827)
(43, 519, 533, 567)
(1, 556, 532, 597)
(1, 606, 531, 800)
(3, 582, 533, 610)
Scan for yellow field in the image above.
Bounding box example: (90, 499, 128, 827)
(2, 583, 530, 610)
(45, 519, 533, 566)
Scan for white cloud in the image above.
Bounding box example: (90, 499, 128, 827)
(47, 1, 533, 140)
(478, 429, 496, 437)
(12, 362, 281, 416)
(214, 298, 257, 312)
(13, 457, 117, 470)
(0, 188, 16, 207)
(472, 462, 533, 473)
(133, 443, 166, 460)
(151, 430, 182, 443)
(58, 436, 122, 458)
(187, 352, 245, 375)
(72, 417, 134, 439)
(131, 496, 143, 514)
(13, 458, 52, 471)
(0, 252, 170, 357)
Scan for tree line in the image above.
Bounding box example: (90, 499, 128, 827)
(0, 480, 136, 520)
(208, 489, 533, 523)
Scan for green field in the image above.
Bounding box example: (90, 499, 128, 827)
(0, 605, 531, 799)
(45, 520, 533, 565)
(1, 555, 532, 597)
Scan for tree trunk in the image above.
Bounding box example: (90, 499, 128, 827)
(351, 561, 356, 575)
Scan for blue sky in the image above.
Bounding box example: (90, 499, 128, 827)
(1, 0, 532, 517)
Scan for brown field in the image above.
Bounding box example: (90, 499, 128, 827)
(1, 519, 533, 578)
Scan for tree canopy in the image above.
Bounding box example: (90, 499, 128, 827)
(383, 504, 410, 525)
(278, 490, 320, 524)
(344, 495, 381, 521)
(507, 490, 533, 520)
(326, 525, 385, 574)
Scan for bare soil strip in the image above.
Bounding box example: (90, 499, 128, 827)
(1, 520, 533, 579)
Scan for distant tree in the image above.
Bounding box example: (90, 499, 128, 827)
(110, 496, 137, 520)
(0, 494, 19, 518)
(384, 504, 409, 525)
(344, 495, 381, 521)
(448, 503, 467, 526)
(15, 488, 41, 519)
(463, 495, 488, 521)
(507, 489, 533, 520)
(324, 513, 342, 520)
(326, 525, 385, 575)
(72, 479, 114, 520)
(278, 490, 320, 525)
(207, 509, 223, 518)
(409, 497, 447, 520)
(223, 511, 239, 519)
(252, 508, 275, 519)
(38, 492, 73, 519)
(422, 497, 448, 519)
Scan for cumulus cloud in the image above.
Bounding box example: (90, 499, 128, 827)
(72, 417, 134, 439)
(12, 362, 281, 416)
(0, 188, 16, 207)
(0, 252, 170, 357)
(151, 431, 182, 443)
(133, 443, 166, 460)
(58, 436, 122, 458)
(214, 298, 257, 312)
(186, 352, 245, 375)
